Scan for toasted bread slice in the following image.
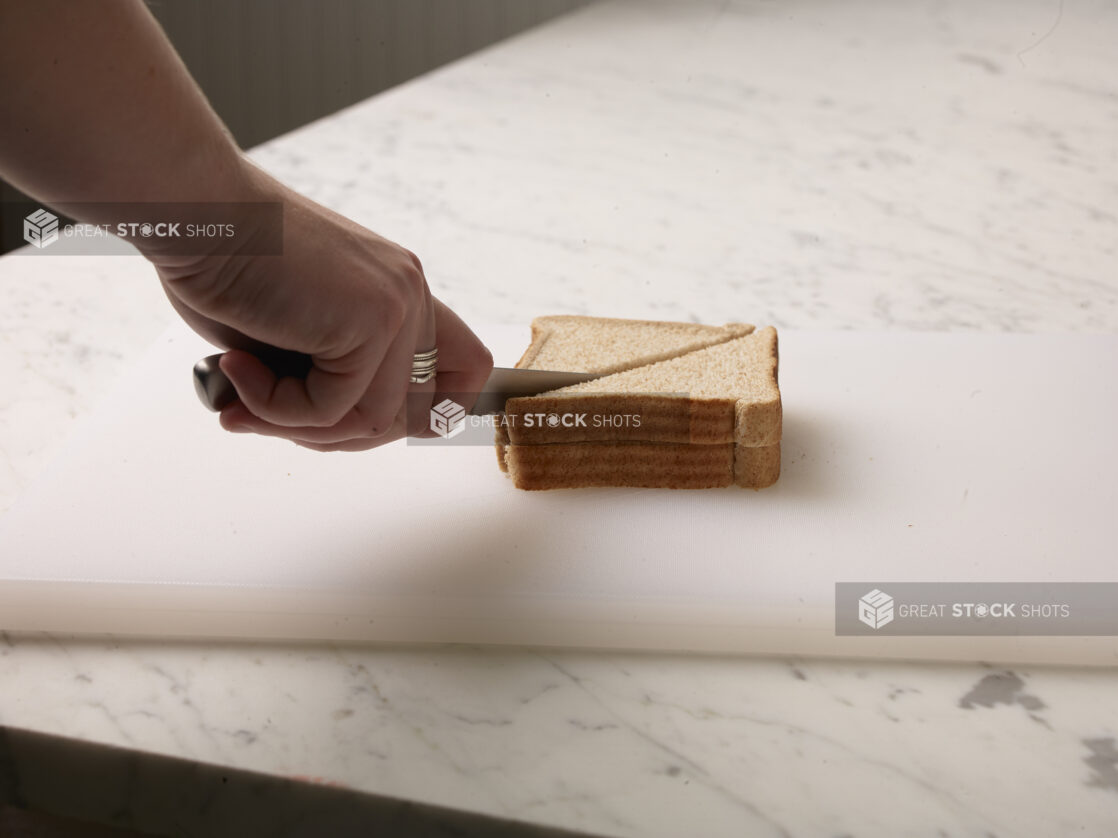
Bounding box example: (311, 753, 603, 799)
(505, 327, 780, 447)
(505, 442, 735, 490)
(502, 441, 781, 490)
(516, 315, 754, 375)
(496, 316, 754, 462)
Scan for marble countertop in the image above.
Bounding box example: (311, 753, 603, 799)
(2, 0, 1117, 834)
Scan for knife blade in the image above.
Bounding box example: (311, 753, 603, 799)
(192, 352, 601, 415)
(467, 366, 600, 415)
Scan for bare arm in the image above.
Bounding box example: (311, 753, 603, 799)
(0, 0, 247, 209)
(0, 0, 492, 448)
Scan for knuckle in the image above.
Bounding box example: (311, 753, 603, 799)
(404, 249, 424, 276)
(313, 405, 351, 428)
(464, 339, 494, 373)
(301, 396, 354, 430)
(321, 391, 361, 426)
(475, 342, 495, 369)
(397, 251, 428, 298)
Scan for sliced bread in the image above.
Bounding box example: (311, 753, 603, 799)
(495, 315, 754, 457)
(516, 315, 754, 375)
(504, 327, 780, 447)
(497, 317, 781, 491)
(504, 441, 781, 490)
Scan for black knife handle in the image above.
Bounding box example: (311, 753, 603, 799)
(192, 349, 314, 412)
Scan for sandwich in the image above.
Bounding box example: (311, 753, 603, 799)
(495, 315, 781, 490)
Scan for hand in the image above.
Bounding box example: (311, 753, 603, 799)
(151, 165, 493, 450)
(0, 0, 492, 448)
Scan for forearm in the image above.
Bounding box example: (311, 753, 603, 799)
(0, 0, 250, 214)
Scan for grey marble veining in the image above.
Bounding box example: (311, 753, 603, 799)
(1, 0, 1117, 835)
(2, 636, 1117, 835)
(245, 0, 1118, 334)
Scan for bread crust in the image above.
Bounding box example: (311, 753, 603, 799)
(734, 443, 781, 489)
(504, 441, 781, 490)
(505, 393, 735, 445)
(506, 442, 734, 490)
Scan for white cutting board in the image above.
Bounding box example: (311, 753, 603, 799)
(1, 324, 1116, 665)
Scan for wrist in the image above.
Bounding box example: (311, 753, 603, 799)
(133, 154, 286, 267)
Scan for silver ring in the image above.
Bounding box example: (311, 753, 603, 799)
(410, 347, 438, 384)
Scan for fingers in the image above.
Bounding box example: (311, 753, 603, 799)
(222, 401, 409, 450)
(294, 438, 393, 453)
(215, 294, 489, 451)
(218, 347, 374, 428)
(218, 294, 439, 447)
(427, 298, 494, 414)
(353, 289, 437, 437)
(222, 374, 441, 450)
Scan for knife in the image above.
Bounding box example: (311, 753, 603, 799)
(192, 351, 601, 416)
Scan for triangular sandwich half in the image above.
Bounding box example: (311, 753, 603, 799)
(495, 315, 754, 459)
